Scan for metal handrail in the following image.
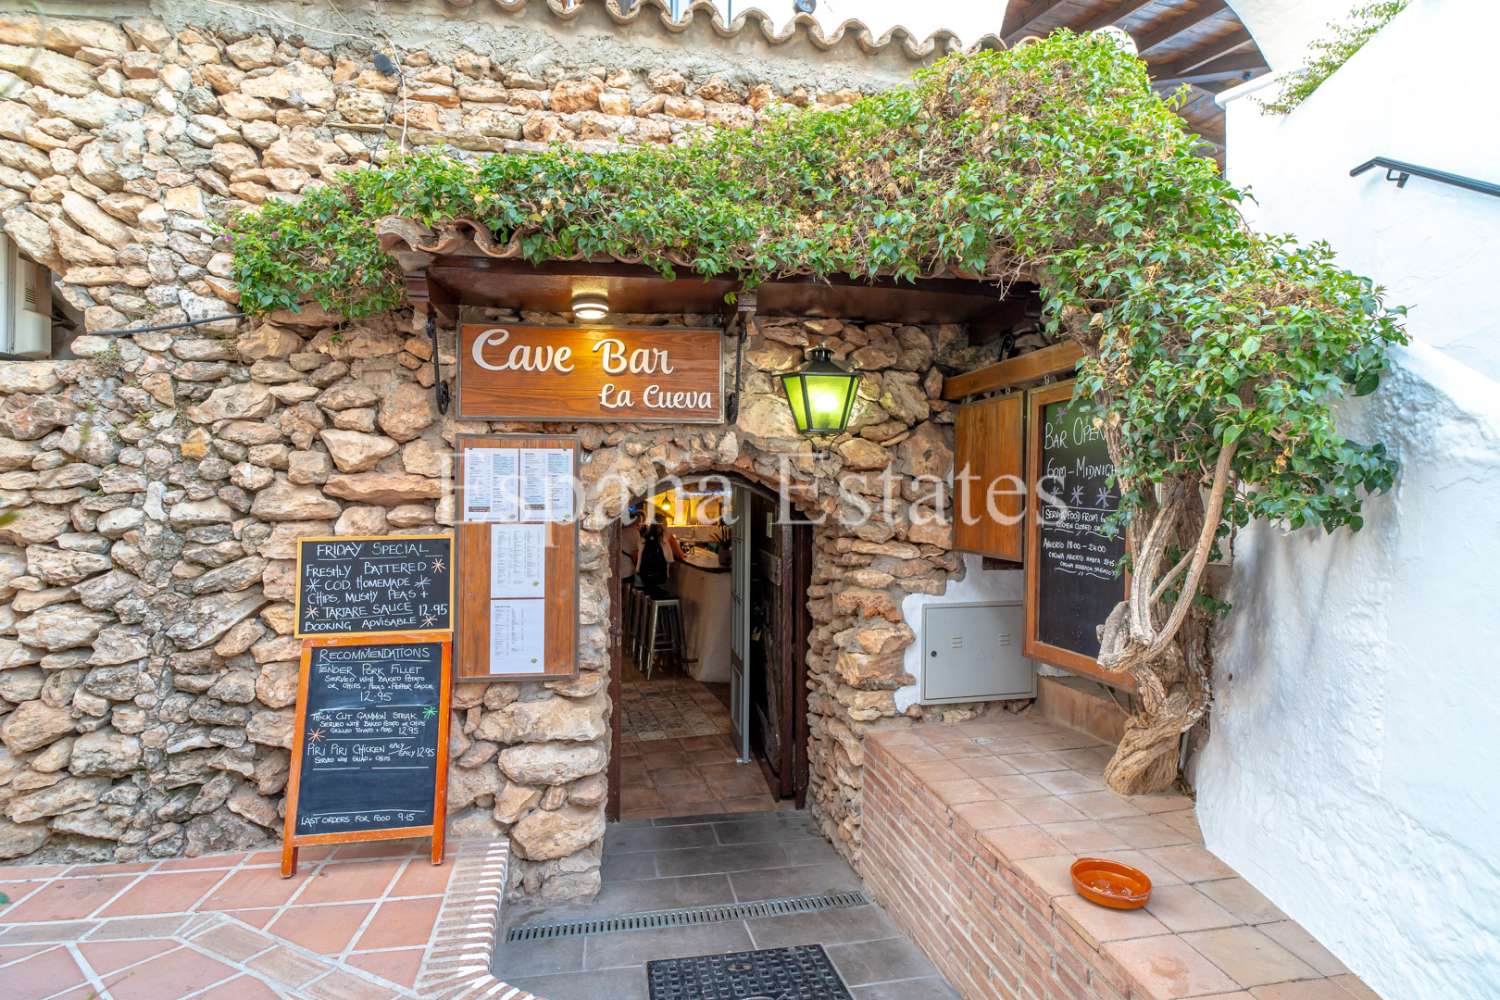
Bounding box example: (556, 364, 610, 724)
(1350, 157, 1500, 199)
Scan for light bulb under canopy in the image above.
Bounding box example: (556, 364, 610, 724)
(571, 292, 609, 323)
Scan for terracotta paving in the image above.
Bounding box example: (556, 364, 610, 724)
(619, 675, 733, 741)
(867, 717, 1384, 1000)
(0, 838, 508, 999)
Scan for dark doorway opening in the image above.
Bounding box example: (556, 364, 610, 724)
(606, 475, 813, 821)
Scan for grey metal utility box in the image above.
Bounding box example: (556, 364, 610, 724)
(920, 601, 1036, 704)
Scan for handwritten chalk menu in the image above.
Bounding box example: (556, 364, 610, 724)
(294, 534, 453, 638)
(1024, 383, 1131, 686)
(281, 636, 452, 877)
(455, 434, 580, 681)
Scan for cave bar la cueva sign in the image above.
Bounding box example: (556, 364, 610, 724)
(457, 324, 723, 423)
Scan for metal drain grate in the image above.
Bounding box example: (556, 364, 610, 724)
(647, 944, 852, 1000)
(506, 890, 870, 942)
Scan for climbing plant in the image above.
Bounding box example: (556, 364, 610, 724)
(229, 31, 1405, 793)
(1259, 1, 1409, 115)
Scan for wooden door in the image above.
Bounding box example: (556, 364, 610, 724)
(606, 522, 622, 821)
(729, 483, 752, 764)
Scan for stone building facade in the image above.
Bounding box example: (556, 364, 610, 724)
(0, 2, 1011, 899)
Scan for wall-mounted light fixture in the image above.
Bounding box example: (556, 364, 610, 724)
(571, 291, 609, 323)
(779, 346, 861, 435)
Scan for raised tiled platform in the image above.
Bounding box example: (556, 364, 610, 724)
(863, 715, 1381, 1000)
(0, 837, 508, 1000)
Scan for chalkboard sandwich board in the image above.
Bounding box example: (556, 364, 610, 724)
(294, 534, 453, 639)
(1023, 382, 1133, 689)
(281, 635, 452, 877)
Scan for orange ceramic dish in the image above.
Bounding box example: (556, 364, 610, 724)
(1071, 858, 1152, 910)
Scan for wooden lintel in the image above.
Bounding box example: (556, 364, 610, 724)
(942, 341, 1084, 401)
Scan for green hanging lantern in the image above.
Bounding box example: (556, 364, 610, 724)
(779, 346, 861, 435)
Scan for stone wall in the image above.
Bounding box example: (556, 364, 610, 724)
(0, 8, 1006, 896)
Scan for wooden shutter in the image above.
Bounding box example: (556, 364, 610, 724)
(953, 394, 1025, 561)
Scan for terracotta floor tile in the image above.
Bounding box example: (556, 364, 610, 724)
(348, 946, 425, 987)
(98, 869, 226, 917)
(306, 967, 405, 999)
(1111, 816, 1194, 850)
(64, 862, 156, 877)
(1184, 926, 1319, 988)
(660, 777, 716, 800)
(1031, 769, 1108, 795)
(195, 974, 287, 999)
(104, 946, 239, 1000)
(931, 778, 993, 806)
(1197, 877, 1287, 925)
(355, 896, 442, 950)
(1042, 820, 1131, 853)
(978, 774, 1049, 800)
(953, 756, 1020, 779)
(648, 766, 703, 787)
(952, 799, 1029, 830)
(0, 918, 99, 943)
(78, 937, 178, 975)
(1013, 854, 1083, 898)
(0, 942, 48, 965)
(269, 902, 371, 954)
(224, 907, 279, 928)
(247, 846, 334, 866)
(907, 760, 972, 783)
(331, 842, 416, 861)
(1109, 850, 1186, 887)
(6, 944, 88, 1000)
(156, 853, 246, 872)
(1259, 921, 1349, 977)
(1104, 934, 1240, 999)
(0, 864, 68, 880)
(0, 874, 136, 922)
(1010, 795, 1088, 824)
(999, 751, 1069, 773)
(246, 944, 335, 987)
(1055, 893, 1170, 944)
(294, 860, 402, 904)
(622, 787, 664, 810)
(1064, 790, 1148, 820)
(1144, 884, 1241, 933)
(0, 879, 47, 908)
(199, 869, 304, 911)
(978, 824, 1066, 861)
(390, 858, 454, 897)
(722, 795, 777, 813)
(1146, 845, 1239, 884)
(193, 920, 278, 962)
(1326, 974, 1381, 998)
(1132, 792, 1197, 815)
(1250, 983, 1361, 1000)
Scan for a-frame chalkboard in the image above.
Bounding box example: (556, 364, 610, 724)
(281, 635, 452, 877)
(1023, 381, 1133, 689)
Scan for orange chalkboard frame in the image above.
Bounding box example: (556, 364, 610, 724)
(281, 635, 453, 878)
(292, 533, 455, 639)
(1022, 381, 1135, 690)
(454, 434, 580, 682)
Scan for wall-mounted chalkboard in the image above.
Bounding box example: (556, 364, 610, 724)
(1023, 382, 1132, 688)
(294, 534, 453, 638)
(280, 636, 452, 877)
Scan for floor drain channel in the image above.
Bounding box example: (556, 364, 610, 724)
(506, 890, 870, 942)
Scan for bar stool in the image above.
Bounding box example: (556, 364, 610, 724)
(622, 579, 641, 651)
(640, 595, 687, 679)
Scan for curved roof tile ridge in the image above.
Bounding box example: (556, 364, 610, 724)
(483, 0, 1001, 60)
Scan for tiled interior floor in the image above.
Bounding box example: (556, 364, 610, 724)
(0, 840, 470, 999)
(620, 731, 782, 819)
(619, 675, 732, 742)
(866, 716, 1384, 1000)
(496, 810, 958, 1000)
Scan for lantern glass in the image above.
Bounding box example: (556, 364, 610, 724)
(779, 347, 860, 435)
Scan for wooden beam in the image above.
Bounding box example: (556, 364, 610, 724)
(1152, 50, 1267, 87)
(1134, 0, 1228, 54)
(942, 341, 1084, 400)
(1154, 26, 1255, 77)
(1001, 0, 1072, 45)
(1077, 0, 1156, 34)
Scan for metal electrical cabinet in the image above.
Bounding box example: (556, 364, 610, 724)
(920, 601, 1036, 704)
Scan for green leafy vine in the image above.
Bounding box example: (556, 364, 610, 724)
(1259, 1, 1408, 115)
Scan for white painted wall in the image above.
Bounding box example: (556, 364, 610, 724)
(896, 554, 1024, 712)
(1200, 3, 1500, 998)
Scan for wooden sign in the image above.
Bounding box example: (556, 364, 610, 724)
(293, 534, 453, 639)
(1023, 382, 1132, 688)
(281, 635, 452, 877)
(455, 434, 579, 681)
(954, 394, 1025, 561)
(457, 324, 723, 423)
